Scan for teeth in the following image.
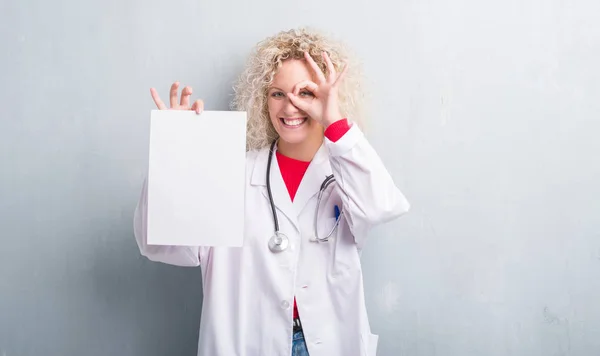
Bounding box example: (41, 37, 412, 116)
(283, 118, 305, 126)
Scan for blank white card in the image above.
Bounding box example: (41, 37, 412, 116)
(146, 110, 247, 246)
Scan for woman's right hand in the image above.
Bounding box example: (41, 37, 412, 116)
(150, 82, 204, 114)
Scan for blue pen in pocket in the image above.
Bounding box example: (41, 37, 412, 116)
(334, 205, 340, 221)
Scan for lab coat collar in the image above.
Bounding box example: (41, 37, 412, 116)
(250, 141, 332, 232)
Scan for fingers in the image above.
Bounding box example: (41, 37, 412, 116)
(287, 92, 309, 112)
(191, 99, 204, 114)
(305, 51, 345, 86)
(333, 62, 349, 88)
(180, 86, 193, 107)
(322, 52, 337, 83)
(304, 52, 326, 83)
(153, 82, 204, 113)
(169, 82, 180, 108)
(150, 88, 167, 110)
(292, 80, 319, 96)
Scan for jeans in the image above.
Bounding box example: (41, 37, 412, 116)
(292, 330, 310, 356)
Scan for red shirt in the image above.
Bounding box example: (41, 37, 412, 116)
(275, 119, 351, 320)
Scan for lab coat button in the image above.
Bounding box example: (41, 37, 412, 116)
(280, 300, 290, 309)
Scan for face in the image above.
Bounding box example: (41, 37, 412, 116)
(267, 59, 324, 148)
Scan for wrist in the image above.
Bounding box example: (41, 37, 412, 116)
(324, 118, 350, 142)
(323, 115, 344, 128)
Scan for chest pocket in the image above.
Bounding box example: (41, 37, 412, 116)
(313, 216, 340, 242)
(312, 192, 359, 276)
(314, 186, 345, 240)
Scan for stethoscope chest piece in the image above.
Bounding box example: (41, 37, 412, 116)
(268, 231, 289, 252)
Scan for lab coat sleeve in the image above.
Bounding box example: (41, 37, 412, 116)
(133, 178, 203, 267)
(325, 123, 410, 248)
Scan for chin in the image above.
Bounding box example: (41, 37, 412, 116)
(278, 133, 311, 145)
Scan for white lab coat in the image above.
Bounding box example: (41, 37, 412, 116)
(133, 123, 410, 356)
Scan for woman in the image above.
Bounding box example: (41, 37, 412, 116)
(134, 27, 410, 356)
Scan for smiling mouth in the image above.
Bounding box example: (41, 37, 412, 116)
(280, 117, 308, 128)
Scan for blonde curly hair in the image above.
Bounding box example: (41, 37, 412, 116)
(231, 27, 367, 151)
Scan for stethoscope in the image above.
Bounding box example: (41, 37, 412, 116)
(266, 140, 343, 253)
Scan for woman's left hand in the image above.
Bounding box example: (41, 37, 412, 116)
(287, 51, 348, 128)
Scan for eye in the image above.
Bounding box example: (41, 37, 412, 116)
(270, 91, 284, 98)
(299, 90, 314, 97)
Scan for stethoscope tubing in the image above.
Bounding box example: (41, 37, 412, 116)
(267, 140, 280, 233)
(266, 140, 340, 252)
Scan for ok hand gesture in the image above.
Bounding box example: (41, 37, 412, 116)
(287, 52, 348, 127)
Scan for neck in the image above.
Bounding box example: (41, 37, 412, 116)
(277, 136, 323, 162)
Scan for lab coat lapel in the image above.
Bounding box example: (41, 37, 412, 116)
(251, 145, 300, 233)
(269, 154, 300, 231)
(293, 143, 332, 217)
